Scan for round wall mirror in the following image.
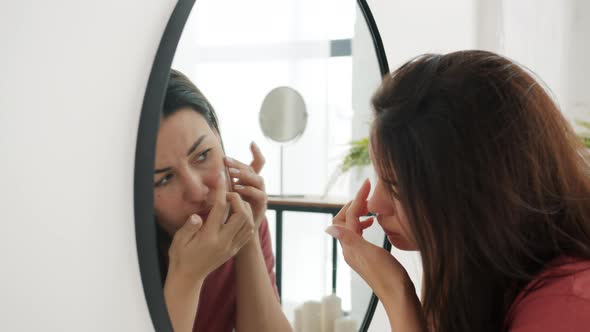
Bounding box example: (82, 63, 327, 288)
(135, 0, 390, 331)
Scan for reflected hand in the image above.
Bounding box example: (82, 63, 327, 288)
(326, 179, 410, 297)
(168, 171, 255, 282)
(224, 141, 267, 229)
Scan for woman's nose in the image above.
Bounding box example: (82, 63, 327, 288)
(367, 181, 394, 216)
(182, 172, 209, 203)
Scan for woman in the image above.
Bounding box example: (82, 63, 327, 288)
(326, 50, 590, 332)
(154, 69, 291, 332)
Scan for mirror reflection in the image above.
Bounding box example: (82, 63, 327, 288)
(154, 70, 289, 332)
(154, 0, 386, 331)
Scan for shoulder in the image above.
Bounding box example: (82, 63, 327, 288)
(506, 258, 590, 332)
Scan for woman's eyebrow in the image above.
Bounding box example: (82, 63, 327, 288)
(154, 167, 171, 174)
(154, 135, 207, 174)
(186, 135, 207, 157)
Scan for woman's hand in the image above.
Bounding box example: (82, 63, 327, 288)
(327, 180, 428, 332)
(167, 171, 255, 283)
(224, 142, 267, 229)
(325, 179, 411, 297)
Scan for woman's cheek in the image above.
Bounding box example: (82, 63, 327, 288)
(204, 164, 228, 191)
(155, 192, 179, 220)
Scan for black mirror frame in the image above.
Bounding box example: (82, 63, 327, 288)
(134, 1, 390, 331)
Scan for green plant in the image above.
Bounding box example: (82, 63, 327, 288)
(322, 137, 371, 197)
(340, 137, 371, 172)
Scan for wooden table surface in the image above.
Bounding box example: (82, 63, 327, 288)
(267, 195, 348, 210)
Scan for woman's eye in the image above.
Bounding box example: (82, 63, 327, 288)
(193, 148, 212, 163)
(155, 174, 173, 188)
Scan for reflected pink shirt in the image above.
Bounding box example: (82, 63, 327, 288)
(505, 257, 590, 332)
(192, 218, 278, 332)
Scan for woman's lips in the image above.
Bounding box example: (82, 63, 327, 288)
(195, 209, 212, 222)
(381, 227, 398, 237)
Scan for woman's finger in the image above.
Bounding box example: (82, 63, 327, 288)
(221, 193, 248, 234)
(233, 217, 255, 249)
(229, 168, 265, 191)
(227, 192, 248, 218)
(359, 217, 374, 231)
(249, 141, 265, 174)
(346, 179, 371, 228)
(171, 214, 203, 248)
(358, 205, 370, 218)
(233, 184, 266, 203)
(224, 156, 256, 175)
(333, 201, 353, 225)
(203, 171, 229, 231)
(325, 225, 360, 247)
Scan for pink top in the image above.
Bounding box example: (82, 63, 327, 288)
(505, 257, 590, 332)
(192, 218, 278, 332)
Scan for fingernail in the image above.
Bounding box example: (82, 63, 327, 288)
(190, 214, 201, 225)
(234, 184, 245, 190)
(229, 168, 240, 174)
(225, 156, 234, 163)
(325, 226, 341, 239)
(219, 170, 226, 180)
(251, 141, 259, 150)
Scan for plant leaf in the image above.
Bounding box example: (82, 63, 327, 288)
(341, 137, 370, 173)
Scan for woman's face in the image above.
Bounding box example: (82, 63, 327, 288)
(367, 142, 418, 251)
(153, 108, 227, 236)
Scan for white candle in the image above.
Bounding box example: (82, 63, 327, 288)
(321, 294, 343, 332)
(334, 317, 358, 332)
(294, 305, 304, 332)
(302, 301, 322, 332)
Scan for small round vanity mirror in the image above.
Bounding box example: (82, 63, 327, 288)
(259, 86, 308, 143)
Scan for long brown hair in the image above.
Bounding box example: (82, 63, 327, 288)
(370, 50, 590, 331)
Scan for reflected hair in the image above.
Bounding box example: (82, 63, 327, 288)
(163, 69, 221, 132)
(370, 50, 590, 332)
(156, 69, 223, 284)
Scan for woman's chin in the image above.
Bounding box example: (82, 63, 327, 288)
(387, 234, 418, 251)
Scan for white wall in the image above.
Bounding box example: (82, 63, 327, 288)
(474, 0, 590, 122)
(564, 0, 590, 122)
(0, 1, 175, 331)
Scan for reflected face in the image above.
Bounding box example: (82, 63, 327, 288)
(367, 141, 418, 251)
(153, 108, 226, 236)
